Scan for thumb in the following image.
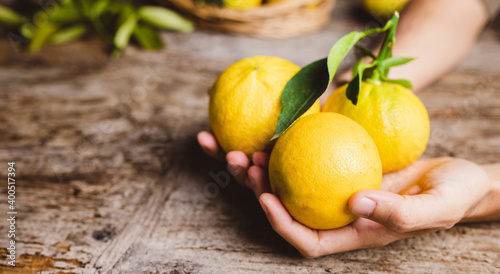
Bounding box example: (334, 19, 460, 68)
(349, 190, 461, 233)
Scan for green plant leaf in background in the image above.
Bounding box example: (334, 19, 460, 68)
(272, 58, 329, 139)
(28, 23, 59, 52)
(89, 0, 111, 41)
(138, 6, 194, 33)
(1, 1, 195, 54)
(20, 23, 35, 39)
(133, 23, 164, 50)
(113, 12, 138, 50)
(48, 2, 83, 24)
(50, 23, 87, 44)
(90, 0, 111, 18)
(0, 5, 22, 25)
(73, 0, 93, 18)
(115, 2, 135, 26)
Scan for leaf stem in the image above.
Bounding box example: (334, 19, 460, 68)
(371, 12, 400, 81)
(376, 13, 399, 63)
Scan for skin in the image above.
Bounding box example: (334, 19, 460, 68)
(197, 0, 500, 258)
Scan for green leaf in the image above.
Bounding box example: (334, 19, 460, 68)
(346, 74, 361, 106)
(0, 5, 22, 25)
(379, 57, 413, 71)
(89, 0, 112, 42)
(273, 13, 414, 139)
(346, 61, 375, 105)
(48, 3, 83, 24)
(272, 58, 329, 140)
(50, 24, 87, 44)
(114, 13, 138, 50)
(273, 18, 395, 139)
(137, 6, 194, 33)
(116, 3, 135, 25)
(20, 23, 35, 39)
(133, 24, 164, 50)
(383, 78, 413, 89)
(28, 23, 59, 53)
(326, 19, 394, 86)
(90, 0, 110, 20)
(73, 0, 93, 18)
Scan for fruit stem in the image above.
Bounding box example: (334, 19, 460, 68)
(366, 12, 399, 83)
(359, 12, 414, 91)
(376, 14, 399, 66)
(345, 12, 413, 106)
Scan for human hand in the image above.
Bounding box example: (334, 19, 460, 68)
(247, 156, 492, 258)
(197, 131, 269, 188)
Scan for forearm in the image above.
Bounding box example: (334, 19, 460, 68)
(389, 0, 489, 91)
(462, 163, 500, 223)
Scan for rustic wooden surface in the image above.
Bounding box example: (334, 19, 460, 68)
(0, 1, 499, 273)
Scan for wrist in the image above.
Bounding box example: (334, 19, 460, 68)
(482, 163, 500, 204)
(461, 163, 500, 223)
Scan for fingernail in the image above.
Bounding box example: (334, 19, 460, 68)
(228, 163, 242, 176)
(351, 197, 376, 218)
(259, 198, 269, 215)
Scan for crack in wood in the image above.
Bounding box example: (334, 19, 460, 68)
(91, 164, 182, 273)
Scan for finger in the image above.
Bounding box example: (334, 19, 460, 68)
(381, 157, 452, 193)
(400, 184, 422, 195)
(317, 218, 400, 255)
(197, 131, 225, 160)
(349, 189, 462, 233)
(226, 151, 250, 185)
(260, 195, 404, 257)
(259, 193, 322, 258)
(247, 165, 271, 197)
(252, 152, 270, 168)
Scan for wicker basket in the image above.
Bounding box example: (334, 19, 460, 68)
(157, 0, 336, 38)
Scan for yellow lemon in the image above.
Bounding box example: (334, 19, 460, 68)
(322, 82, 430, 173)
(269, 112, 383, 230)
(209, 56, 320, 156)
(222, 0, 262, 10)
(363, 0, 410, 17)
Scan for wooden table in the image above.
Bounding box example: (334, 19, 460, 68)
(1, 1, 499, 273)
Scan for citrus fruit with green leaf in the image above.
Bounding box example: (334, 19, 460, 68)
(209, 56, 320, 156)
(322, 82, 430, 173)
(273, 13, 429, 173)
(269, 112, 383, 230)
(364, 0, 410, 17)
